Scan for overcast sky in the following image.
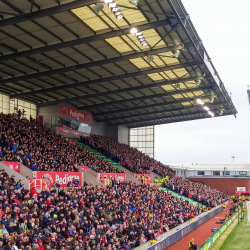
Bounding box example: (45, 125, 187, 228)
(155, 0, 250, 163)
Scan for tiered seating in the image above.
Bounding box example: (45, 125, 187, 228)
(0, 113, 229, 249)
(0, 113, 123, 173)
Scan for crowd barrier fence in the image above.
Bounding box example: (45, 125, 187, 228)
(134, 204, 225, 250)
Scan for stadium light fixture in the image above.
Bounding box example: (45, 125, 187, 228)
(108, 2, 117, 7)
(196, 99, 204, 105)
(172, 50, 180, 58)
(219, 107, 225, 115)
(175, 83, 180, 89)
(146, 55, 154, 63)
(94, 3, 104, 14)
(209, 91, 217, 103)
(130, 27, 138, 34)
(203, 106, 210, 111)
(129, 0, 139, 6)
(195, 79, 201, 86)
(208, 111, 215, 117)
(104, 0, 112, 3)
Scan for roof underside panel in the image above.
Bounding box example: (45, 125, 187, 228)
(0, 0, 237, 128)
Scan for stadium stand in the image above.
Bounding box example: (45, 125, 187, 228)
(0, 113, 230, 249)
(0, 113, 123, 174)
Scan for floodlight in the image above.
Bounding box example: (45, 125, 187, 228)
(196, 99, 204, 105)
(146, 55, 154, 63)
(172, 50, 180, 58)
(114, 11, 122, 16)
(195, 79, 201, 86)
(141, 42, 148, 46)
(175, 83, 180, 89)
(135, 32, 142, 36)
(94, 3, 104, 14)
(112, 6, 119, 11)
(129, 0, 139, 6)
(219, 107, 225, 115)
(208, 111, 215, 117)
(130, 27, 138, 34)
(203, 106, 210, 111)
(108, 2, 117, 8)
(116, 14, 123, 19)
(104, 0, 112, 3)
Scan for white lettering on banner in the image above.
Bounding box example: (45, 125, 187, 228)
(70, 109, 85, 120)
(55, 174, 80, 185)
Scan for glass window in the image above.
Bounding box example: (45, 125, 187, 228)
(223, 171, 230, 175)
(213, 171, 220, 176)
(239, 171, 247, 175)
(129, 126, 154, 157)
(197, 171, 204, 175)
(0, 93, 10, 114)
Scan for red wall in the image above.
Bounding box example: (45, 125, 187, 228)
(187, 177, 250, 195)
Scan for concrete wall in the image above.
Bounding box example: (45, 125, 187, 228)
(187, 177, 250, 195)
(77, 167, 104, 187)
(19, 163, 33, 180)
(37, 104, 59, 128)
(118, 125, 129, 145)
(0, 162, 30, 189)
(91, 119, 109, 137)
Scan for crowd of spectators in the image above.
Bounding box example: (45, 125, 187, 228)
(0, 114, 123, 173)
(81, 135, 174, 177)
(163, 176, 228, 207)
(0, 168, 208, 250)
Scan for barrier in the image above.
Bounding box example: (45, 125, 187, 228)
(198, 203, 245, 250)
(134, 205, 224, 250)
(99, 173, 126, 182)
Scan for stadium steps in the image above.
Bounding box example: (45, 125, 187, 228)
(72, 139, 141, 184)
(158, 187, 206, 208)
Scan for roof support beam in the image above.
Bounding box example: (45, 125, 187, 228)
(112, 111, 208, 125)
(93, 97, 199, 117)
(0, 20, 173, 63)
(0, 44, 188, 86)
(96, 105, 222, 122)
(0, 0, 97, 28)
(128, 115, 206, 128)
(12, 60, 201, 99)
(77, 86, 211, 109)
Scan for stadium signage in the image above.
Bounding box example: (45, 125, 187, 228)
(3, 162, 20, 173)
(36, 171, 82, 187)
(60, 105, 92, 124)
(57, 127, 89, 137)
(100, 173, 126, 182)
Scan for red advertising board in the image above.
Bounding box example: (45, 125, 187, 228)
(79, 166, 87, 171)
(135, 174, 152, 183)
(3, 162, 20, 173)
(36, 171, 82, 188)
(58, 127, 89, 137)
(100, 173, 126, 182)
(60, 105, 92, 124)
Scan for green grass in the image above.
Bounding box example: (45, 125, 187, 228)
(219, 213, 250, 250)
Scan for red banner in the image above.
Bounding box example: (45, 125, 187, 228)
(58, 127, 89, 137)
(100, 173, 126, 182)
(135, 174, 152, 183)
(79, 166, 87, 171)
(36, 171, 82, 188)
(3, 162, 20, 173)
(60, 105, 92, 124)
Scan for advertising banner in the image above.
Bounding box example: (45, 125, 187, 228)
(60, 105, 92, 124)
(135, 174, 152, 183)
(79, 166, 88, 171)
(3, 162, 20, 173)
(36, 171, 82, 188)
(58, 127, 89, 137)
(100, 173, 126, 182)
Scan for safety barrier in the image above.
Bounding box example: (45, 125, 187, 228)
(134, 205, 224, 250)
(198, 203, 245, 250)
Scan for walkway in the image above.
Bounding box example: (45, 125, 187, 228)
(166, 208, 229, 250)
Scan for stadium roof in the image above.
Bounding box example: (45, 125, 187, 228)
(0, 0, 237, 128)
